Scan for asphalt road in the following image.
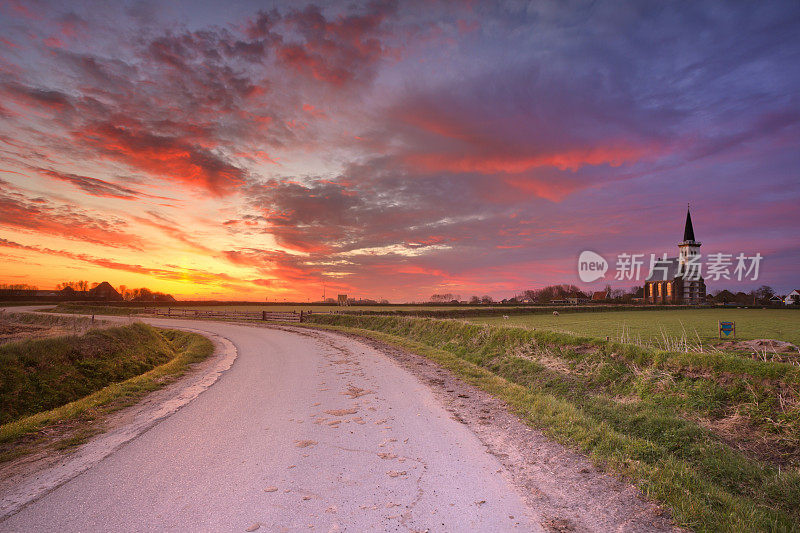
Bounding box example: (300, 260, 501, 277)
(1, 316, 540, 532)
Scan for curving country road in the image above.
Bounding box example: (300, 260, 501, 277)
(0, 316, 541, 532)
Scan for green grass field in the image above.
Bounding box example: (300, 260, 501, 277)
(470, 309, 800, 348)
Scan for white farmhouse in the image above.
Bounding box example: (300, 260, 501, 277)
(784, 290, 800, 305)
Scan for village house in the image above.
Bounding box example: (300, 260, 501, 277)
(784, 290, 800, 306)
(644, 207, 707, 305)
(552, 291, 590, 305)
(54, 282, 123, 301)
(592, 290, 610, 302)
(87, 281, 124, 301)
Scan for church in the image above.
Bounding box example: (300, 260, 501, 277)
(644, 207, 706, 304)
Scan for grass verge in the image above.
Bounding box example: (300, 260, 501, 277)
(304, 314, 800, 532)
(45, 304, 142, 316)
(0, 324, 213, 459)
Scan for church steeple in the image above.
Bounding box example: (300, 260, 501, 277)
(683, 204, 695, 242)
(678, 204, 700, 265)
(645, 204, 706, 305)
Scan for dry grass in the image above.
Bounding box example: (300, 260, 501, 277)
(0, 311, 100, 345)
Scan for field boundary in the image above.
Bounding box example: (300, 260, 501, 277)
(142, 307, 306, 322)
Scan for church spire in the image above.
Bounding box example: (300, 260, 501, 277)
(683, 204, 695, 242)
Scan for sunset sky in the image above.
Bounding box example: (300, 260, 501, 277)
(0, 0, 798, 301)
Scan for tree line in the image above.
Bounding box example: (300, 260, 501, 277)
(56, 281, 174, 302)
(117, 286, 175, 302)
(708, 285, 792, 305)
(427, 284, 792, 305)
(0, 284, 38, 290)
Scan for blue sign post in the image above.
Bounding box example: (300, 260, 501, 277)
(718, 321, 735, 339)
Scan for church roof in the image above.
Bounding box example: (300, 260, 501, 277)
(683, 207, 695, 242)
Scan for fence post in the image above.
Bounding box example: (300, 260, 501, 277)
(262, 310, 267, 321)
(168, 307, 171, 317)
(300, 310, 304, 323)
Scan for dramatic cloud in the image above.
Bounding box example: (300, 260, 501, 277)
(276, 1, 397, 85)
(0, 0, 797, 298)
(0, 179, 146, 249)
(73, 123, 247, 195)
(131, 211, 217, 255)
(33, 168, 174, 201)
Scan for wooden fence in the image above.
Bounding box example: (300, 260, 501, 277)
(142, 308, 307, 322)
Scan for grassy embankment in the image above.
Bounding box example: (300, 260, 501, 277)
(0, 323, 213, 459)
(306, 314, 800, 532)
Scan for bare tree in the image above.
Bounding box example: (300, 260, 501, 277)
(518, 284, 585, 303)
(755, 285, 775, 303)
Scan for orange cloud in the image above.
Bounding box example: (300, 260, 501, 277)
(132, 212, 218, 256)
(73, 123, 246, 195)
(0, 182, 146, 249)
(381, 264, 449, 278)
(35, 168, 177, 202)
(405, 145, 648, 175)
